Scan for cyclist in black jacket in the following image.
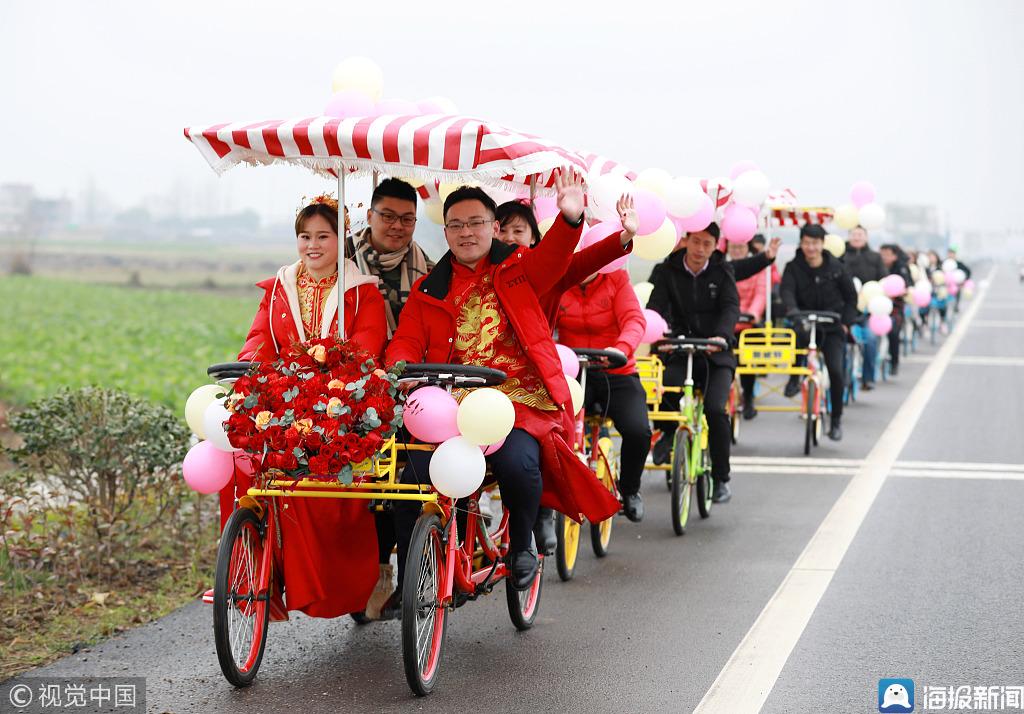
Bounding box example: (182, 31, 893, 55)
(781, 224, 859, 441)
(647, 223, 740, 503)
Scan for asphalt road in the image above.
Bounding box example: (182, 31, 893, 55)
(10, 262, 1023, 714)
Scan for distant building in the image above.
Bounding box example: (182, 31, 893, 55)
(0, 183, 34, 235)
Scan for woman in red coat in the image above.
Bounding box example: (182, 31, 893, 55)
(554, 268, 652, 521)
(727, 239, 767, 420)
(217, 197, 388, 621)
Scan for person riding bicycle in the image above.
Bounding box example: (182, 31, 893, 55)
(780, 224, 859, 441)
(386, 170, 620, 593)
(726, 238, 768, 420)
(879, 243, 913, 376)
(222, 195, 389, 620)
(554, 265, 651, 521)
(646, 223, 741, 503)
(841, 226, 886, 391)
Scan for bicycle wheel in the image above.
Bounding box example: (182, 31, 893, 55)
(555, 511, 580, 581)
(506, 555, 543, 631)
(590, 440, 615, 557)
(213, 507, 270, 688)
(402, 513, 447, 697)
(696, 436, 712, 519)
(803, 380, 817, 455)
(670, 428, 692, 536)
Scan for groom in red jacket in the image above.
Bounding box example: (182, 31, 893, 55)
(386, 168, 621, 589)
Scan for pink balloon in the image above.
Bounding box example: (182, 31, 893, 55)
(729, 160, 760, 180)
(677, 193, 714, 232)
(641, 309, 668, 344)
(850, 180, 876, 209)
(669, 215, 687, 237)
(555, 344, 580, 378)
(882, 274, 906, 298)
(913, 287, 932, 308)
(947, 280, 960, 296)
(868, 313, 893, 336)
(721, 204, 758, 244)
(533, 196, 559, 222)
(480, 437, 506, 456)
(579, 222, 628, 274)
(964, 279, 975, 291)
(404, 386, 460, 443)
(182, 441, 235, 495)
(324, 90, 374, 118)
(633, 189, 668, 235)
(416, 99, 446, 114)
(372, 98, 419, 116)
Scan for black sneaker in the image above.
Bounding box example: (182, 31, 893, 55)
(622, 493, 644, 523)
(783, 376, 801, 398)
(711, 480, 732, 503)
(828, 417, 843, 441)
(742, 400, 758, 420)
(509, 550, 539, 591)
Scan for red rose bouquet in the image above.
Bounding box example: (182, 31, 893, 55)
(225, 338, 404, 484)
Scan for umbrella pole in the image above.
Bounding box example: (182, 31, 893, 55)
(529, 175, 537, 208)
(763, 205, 772, 328)
(338, 167, 346, 340)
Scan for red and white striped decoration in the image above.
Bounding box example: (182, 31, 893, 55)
(580, 152, 638, 182)
(184, 114, 590, 192)
(771, 208, 834, 227)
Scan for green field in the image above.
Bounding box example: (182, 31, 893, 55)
(0, 276, 259, 409)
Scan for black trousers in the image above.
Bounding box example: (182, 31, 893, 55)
(583, 372, 652, 496)
(795, 329, 845, 420)
(655, 355, 734, 482)
(888, 309, 904, 368)
(394, 428, 542, 586)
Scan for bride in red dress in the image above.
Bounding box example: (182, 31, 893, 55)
(219, 196, 387, 619)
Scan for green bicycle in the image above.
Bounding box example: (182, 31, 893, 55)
(651, 338, 718, 536)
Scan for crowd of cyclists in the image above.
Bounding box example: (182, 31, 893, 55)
(218, 173, 969, 626)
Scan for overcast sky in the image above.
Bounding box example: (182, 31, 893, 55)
(3, 0, 1022, 233)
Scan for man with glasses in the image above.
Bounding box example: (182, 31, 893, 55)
(387, 170, 621, 592)
(348, 177, 433, 620)
(349, 178, 435, 337)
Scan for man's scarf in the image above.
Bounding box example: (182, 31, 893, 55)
(350, 227, 433, 335)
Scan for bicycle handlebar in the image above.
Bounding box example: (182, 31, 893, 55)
(786, 310, 842, 324)
(652, 337, 725, 354)
(208, 362, 256, 381)
(570, 347, 629, 370)
(399, 363, 507, 388)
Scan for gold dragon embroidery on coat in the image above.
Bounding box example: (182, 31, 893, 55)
(453, 284, 556, 411)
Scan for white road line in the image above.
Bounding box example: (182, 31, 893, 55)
(981, 302, 1024, 309)
(970, 320, 1024, 328)
(692, 266, 995, 714)
(731, 456, 864, 467)
(731, 465, 857, 476)
(891, 469, 1024, 481)
(949, 355, 1024, 367)
(896, 460, 1024, 473)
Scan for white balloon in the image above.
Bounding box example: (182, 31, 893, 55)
(852, 277, 863, 293)
(566, 376, 584, 415)
(429, 436, 486, 498)
(588, 173, 632, 223)
(942, 258, 959, 273)
(858, 202, 886, 231)
(662, 177, 706, 218)
(731, 170, 771, 208)
(861, 280, 884, 301)
(202, 399, 237, 452)
(868, 295, 894, 316)
(953, 269, 967, 285)
(704, 176, 733, 204)
(915, 279, 932, 294)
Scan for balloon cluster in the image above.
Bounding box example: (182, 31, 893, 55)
(403, 386, 516, 498)
(833, 181, 886, 233)
(325, 56, 458, 122)
(181, 384, 244, 494)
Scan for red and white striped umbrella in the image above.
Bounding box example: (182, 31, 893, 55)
(580, 152, 637, 181)
(771, 207, 835, 227)
(184, 114, 589, 192)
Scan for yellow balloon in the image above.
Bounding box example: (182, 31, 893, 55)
(857, 293, 868, 313)
(633, 218, 677, 261)
(824, 234, 846, 257)
(633, 281, 654, 306)
(538, 216, 555, 238)
(438, 181, 477, 204)
(861, 280, 883, 301)
(331, 56, 384, 102)
(185, 384, 226, 439)
(635, 168, 673, 197)
(424, 199, 444, 225)
(834, 203, 859, 230)
(456, 388, 515, 446)
(566, 376, 584, 416)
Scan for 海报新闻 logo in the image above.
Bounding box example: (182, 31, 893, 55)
(878, 678, 915, 712)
